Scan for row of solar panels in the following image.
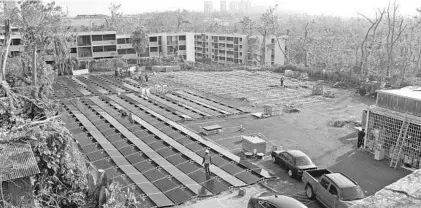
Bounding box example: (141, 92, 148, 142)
(60, 95, 269, 207)
(53, 75, 245, 119)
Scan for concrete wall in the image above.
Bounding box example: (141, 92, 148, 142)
(351, 170, 421, 208)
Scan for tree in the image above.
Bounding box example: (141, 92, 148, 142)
(13, 0, 66, 88)
(131, 27, 148, 65)
(0, 19, 11, 83)
(105, 3, 123, 32)
(239, 16, 254, 34)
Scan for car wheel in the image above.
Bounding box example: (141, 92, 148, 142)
(272, 157, 276, 163)
(305, 185, 314, 199)
(287, 169, 293, 178)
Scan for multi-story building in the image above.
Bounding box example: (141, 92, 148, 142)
(0, 26, 24, 58)
(146, 32, 195, 62)
(220, 0, 227, 13)
(204, 1, 213, 14)
(194, 33, 285, 66)
(229, 1, 240, 13)
(247, 35, 286, 66)
(195, 33, 248, 65)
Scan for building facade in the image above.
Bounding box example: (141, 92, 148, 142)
(2, 29, 284, 67)
(194, 33, 285, 66)
(204, 1, 213, 14)
(146, 32, 195, 62)
(364, 87, 421, 169)
(220, 0, 227, 12)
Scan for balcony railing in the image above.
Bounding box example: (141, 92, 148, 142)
(92, 40, 117, 45)
(92, 51, 117, 58)
(117, 44, 134, 49)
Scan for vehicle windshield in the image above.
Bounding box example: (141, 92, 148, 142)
(340, 187, 365, 201)
(295, 156, 312, 166)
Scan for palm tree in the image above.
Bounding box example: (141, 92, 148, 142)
(131, 27, 148, 66)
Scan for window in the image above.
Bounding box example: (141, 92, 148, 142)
(295, 156, 313, 166)
(77, 36, 91, 46)
(117, 38, 125, 44)
(92, 35, 103, 41)
(104, 45, 116, 52)
(179, 45, 186, 50)
(320, 178, 330, 190)
(127, 48, 136, 54)
(179, 35, 186, 40)
(93, 46, 103, 52)
(149, 36, 157, 42)
(329, 185, 338, 196)
(126, 38, 132, 44)
(11, 39, 21, 45)
(118, 49, 126, 54)
(260, 201, 277, 208)
(103, 34, 116, 41)
(78, 47, 92, 57)
(70, 48, 77, 53)
(150, 47, 158, 52)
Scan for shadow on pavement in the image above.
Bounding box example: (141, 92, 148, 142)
(328, 149, 412, 195)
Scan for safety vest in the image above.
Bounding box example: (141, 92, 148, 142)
(204, 154, 211, 164)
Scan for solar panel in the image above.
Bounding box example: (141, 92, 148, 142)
(235, 171, 261, 185)
(165, 188, 193, 205)
(86, 151, 107, 162)
(153, 178, 178, 193)
(156, 148, 178, 158)
(93, 158, 116, 170)
(220, 163, 244, 175)
(149, 141, 168, 151)
(81, 143, 102, 153)
(166, 155, 187, 166)
(143, 169, 167, 182)
(133, 161, 156, 173)
(125, 153, 148, 165)
(119, 146, 139, 156)
(186, 142, 206, 152)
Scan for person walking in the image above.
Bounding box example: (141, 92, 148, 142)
(145, 73, 149, 82)
(202, 149, 212, 176)
(280, 77, 284, 87)
(357, 128, 366, 148)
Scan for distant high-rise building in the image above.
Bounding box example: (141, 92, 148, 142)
(229, 1, 239, 13)
(204, 1, 213, 14)
(239, 0, 251, 14)
(220, 0, 227, 13)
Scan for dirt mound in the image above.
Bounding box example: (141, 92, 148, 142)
(328, 120, 361, 128)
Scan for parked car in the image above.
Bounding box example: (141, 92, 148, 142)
(271, 149, 317, 178)
(302, 169, 365, 208)
(248, 192, 308, 208)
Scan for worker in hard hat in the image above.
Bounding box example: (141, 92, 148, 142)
(202, 149, 212, 176)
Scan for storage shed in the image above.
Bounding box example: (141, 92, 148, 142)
(365, 87, 421, 169)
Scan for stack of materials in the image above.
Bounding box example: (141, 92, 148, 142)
(242, 135, 267, 155)
(263, 104, 282, 116)
(285, 70, 300, 78)
(152, 66, 181, 72)
(312, 80, 324, 95)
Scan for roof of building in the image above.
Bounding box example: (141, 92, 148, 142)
(378, 86, 421, 101)
(326, 173, 357, 188)
(0, 143, 41, 181)
(286, 150, 307, 158)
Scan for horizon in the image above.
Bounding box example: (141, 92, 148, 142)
(50, 0, 421, 18)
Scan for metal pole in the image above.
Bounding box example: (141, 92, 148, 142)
(364, 109, 370, 148)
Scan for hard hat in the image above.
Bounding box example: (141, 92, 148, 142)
(205, 149, 209, 154)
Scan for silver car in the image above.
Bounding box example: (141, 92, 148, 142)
(248, 192, 308, 208)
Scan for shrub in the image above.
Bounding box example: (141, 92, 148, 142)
(89, 58, 128, 72)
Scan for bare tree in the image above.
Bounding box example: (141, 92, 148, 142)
(358, 9, 385, 77)
(385, 2, 407, 77)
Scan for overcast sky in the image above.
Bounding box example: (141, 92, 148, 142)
(52, 0, 421, 17)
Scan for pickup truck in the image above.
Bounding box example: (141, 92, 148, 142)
(302, 169, 365, 208)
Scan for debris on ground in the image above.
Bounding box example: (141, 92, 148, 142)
(332, 82, 350, 89)
(283, 104, 301, 113)
(328, 120, 361, 128)
(323, 90, 335, 98)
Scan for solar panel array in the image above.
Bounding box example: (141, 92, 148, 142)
(53, 74, 273, 207)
